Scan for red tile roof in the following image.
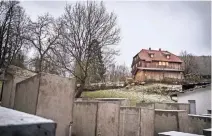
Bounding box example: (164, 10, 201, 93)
(138, 49, 183, 63)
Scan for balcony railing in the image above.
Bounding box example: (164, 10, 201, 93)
(143, 64, 184, 70)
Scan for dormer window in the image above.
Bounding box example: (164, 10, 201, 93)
(148, 52, 154, 58)
(166, 55, 170, 59)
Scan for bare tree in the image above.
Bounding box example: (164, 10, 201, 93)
(180, 50, 198, 76)
(0, 1, 28, 71)
(25, 13, 60, 72)
(53, 1, 120, 98)
(106, 63, 130, 82)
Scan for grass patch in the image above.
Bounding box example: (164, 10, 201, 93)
(82, 89, 173, 106)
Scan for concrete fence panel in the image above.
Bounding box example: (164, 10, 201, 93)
(119, 107, 140, 136)
(140, 108, 155, 136)
(14, 73, 76, 136)
(14, 75, 39, 114)
(36, 73, 75, 136)
(154, 110, 188, 136)
(188, 115, 211, 134)
(72, 102, 98, 136)
(155, 103, 190, 113)
(97, 102, 120, 136)
(95, 98, 130, 106)
(178, 111, 190, 133)
(136, 103, 155, 109)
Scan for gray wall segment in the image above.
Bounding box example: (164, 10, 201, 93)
(36, 73, 75, 136)
(188, 115, 211, 134)
(13, 73, 76, 136)
(136, 103, 155, 109)
(1, 70, 36, 108)
(155, 110, 179, 136)
(178, 111, 190, 133)
(1, 79, 13, 108)
(140, 108, 155, 136)
(14, 75, 40, 114)
(155, 103, 190, 113)
(119, 107, 140, 136)
(72, 102, 98, 136)
(97, 102, 120, 136)
(95, 98, 130, 106)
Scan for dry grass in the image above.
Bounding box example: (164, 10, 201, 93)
(82, 84, 175, 106)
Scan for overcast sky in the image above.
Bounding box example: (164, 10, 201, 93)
(20, 1, 211, 67)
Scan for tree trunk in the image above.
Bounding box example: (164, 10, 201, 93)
(75, 81, 85, 98)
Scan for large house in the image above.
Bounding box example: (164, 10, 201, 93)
(131, 48, 184, 82)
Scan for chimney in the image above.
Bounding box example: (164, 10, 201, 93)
(149, 47, 151, 50)
(159, 48, 161, 51)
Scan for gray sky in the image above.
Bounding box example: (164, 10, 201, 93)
(20, 1, 211, 67)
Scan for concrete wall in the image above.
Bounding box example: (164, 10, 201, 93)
(188, 115, 211, 134)
(14, 75, 39, 114)
(155, 103, 190, 113)
(136, 103, 155, 109)
(73, 103, 154, 136)
(72, 101, 120, 136)
(154, 110, 189, 136)
(119, 107, 140, 136)
(1, 76, 32, 108)
(136, 102, 189, 113)
(95, 98, 130, 106)
(14, 73, 76, 136)
(72, 102, 98, 136)
(0, 107, 56, 136)
(36, 73, 75, 136)
(97, 102, 120, 136)
(1, 78, 13, 108)
(178, 86, 211, 114)
(140, 108, 155, 136)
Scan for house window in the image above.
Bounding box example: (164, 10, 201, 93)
(159, 61, 168, 66)
(150, 54, 154, 58)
